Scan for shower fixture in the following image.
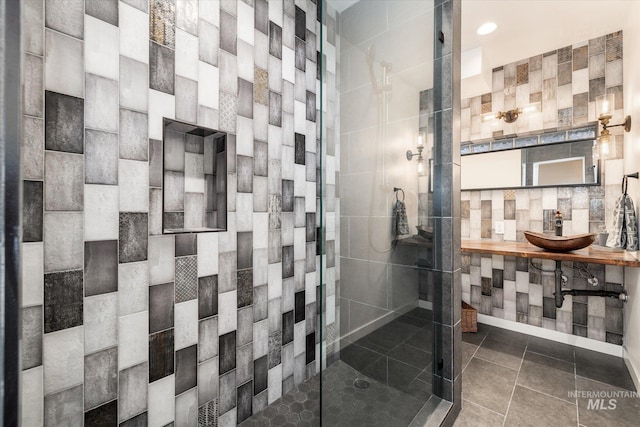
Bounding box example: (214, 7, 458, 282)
(367, 43, 395, 252)
(366, 44, 392, 94)
(482, 103, 540, 124)
(406, 134, 426, 175)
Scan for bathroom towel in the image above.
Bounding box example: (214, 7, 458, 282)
(607, 193, 639, 251)
(392, 200, 410, 236)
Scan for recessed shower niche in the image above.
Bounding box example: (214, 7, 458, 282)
(162, 118, 227, 233)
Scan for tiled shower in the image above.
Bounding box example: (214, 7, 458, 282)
(16, 0, 460, 426)
(21, 0, 321, 424)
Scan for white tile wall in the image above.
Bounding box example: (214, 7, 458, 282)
(175, 300, 199, 350)
(85, 16, 119, 80)
(118, 261, 149, 316)
(148, 375, 176, 427)
(43, 326, 84, 394)
(21, 243, 44, 307)
(44, 30, 84, 98)
(118, 311, 149, 370)
(84, 293, 118, 354)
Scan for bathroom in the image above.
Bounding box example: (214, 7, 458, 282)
(2, 0, 640, 426)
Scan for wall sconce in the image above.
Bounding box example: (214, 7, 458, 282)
(406, 134, 426, 175)
(596, 94, 631, 159)
(496, 108, 521, 123)
(482, 103, 540, 124)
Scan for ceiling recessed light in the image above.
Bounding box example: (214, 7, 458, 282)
(477, 22, 497, 36)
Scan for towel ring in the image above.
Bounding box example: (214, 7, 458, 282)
(393, 187, 405, 202)
(623, 172, 639, 195)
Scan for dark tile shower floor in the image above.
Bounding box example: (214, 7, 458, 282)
(243, 315, 640, 426)
(241, 308, 434, 426)
(339, 308, 433, 401)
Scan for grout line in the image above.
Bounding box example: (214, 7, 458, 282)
(461, 337, 485, 373)
(515, 383, 577, 406)
(574, 373, 635, 391)
(472, 353, 520, 373)
(461, 398, 506, 419)
(526, 348, 576, 365)
(575, 348, 580, 427)
(403, 341, 431, 354)
(501, 341, 527, 427)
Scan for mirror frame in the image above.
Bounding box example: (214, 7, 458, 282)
(460, 124, 601, 191)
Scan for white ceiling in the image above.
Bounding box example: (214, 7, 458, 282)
(461, 0, 633, 98)
(326, 0, 634, 97)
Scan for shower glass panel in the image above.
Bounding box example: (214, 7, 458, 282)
(320, 1, 442, 425)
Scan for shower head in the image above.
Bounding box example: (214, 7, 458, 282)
(366, 44, 376, 66)
(366, 44, 392, 93)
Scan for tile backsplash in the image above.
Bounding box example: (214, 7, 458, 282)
(460, 31, 626, 345)
(20, 0, 323, 425)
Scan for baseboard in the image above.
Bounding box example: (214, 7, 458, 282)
(340, 300, 417, 345)
(477, 314, 624, 357)
(623, 349, 640, 391)
(408, 396, 451, 427)
(418, 300, 433, 310)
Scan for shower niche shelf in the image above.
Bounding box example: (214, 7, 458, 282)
(162, 118, 227, 234)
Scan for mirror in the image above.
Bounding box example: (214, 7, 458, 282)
(523, 142, 597, 186)
(461, 135, 600, 191)
(163, 118, 227, 234)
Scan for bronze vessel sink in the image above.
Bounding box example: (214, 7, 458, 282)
(524, 231, 596, 252)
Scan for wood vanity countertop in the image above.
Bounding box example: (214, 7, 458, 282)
(461, 239, 640, 267)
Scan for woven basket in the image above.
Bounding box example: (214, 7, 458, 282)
(461, 301, 478, 333)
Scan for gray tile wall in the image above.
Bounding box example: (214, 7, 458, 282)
(336, 0, 433, 349)
(20, 0, 321, 425)
(461, 252, 625, 345)
(432, 0, 462, 410)
(460, 31, 626, 346)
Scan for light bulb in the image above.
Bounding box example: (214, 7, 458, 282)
(417, 134, 424, 147)
(522, 103, 540, 114)
(417, 159, 425, 176)
(482, 112, 497, 122)
(601, 140, 610, 157)
(596, 94, 614, 119)
(477, 22, 497, 35)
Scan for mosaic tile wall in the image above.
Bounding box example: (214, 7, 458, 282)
(461, 251, 625, 345)
(460, 31, 626, 345)
(462, 31, 625, 144)
(20, 0, 322, 425)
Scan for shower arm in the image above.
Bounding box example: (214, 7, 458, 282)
(367, 62, 392, 94)
(380, 62, 392, 92)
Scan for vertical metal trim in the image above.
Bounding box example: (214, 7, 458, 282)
(318, 0, 324, 422)
(2, 0, 22, 423)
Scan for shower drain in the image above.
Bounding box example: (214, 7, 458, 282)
(354, 379, 370, 389)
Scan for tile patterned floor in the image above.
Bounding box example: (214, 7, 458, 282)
(454, 324, 640, 427)
(241, 318, 639, 426)
(241, 308, 434, 426)
(239, 372, 320, 427)
(240, 360, 429, 427)
(340, 308, 434, 401)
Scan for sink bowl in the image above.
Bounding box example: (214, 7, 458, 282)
(416, 225, 433, 240)
(524, 231, 596, 252)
